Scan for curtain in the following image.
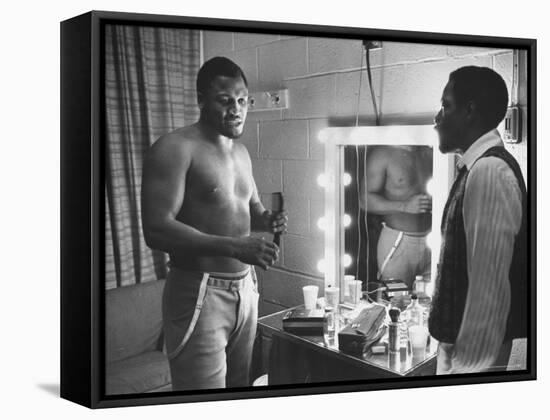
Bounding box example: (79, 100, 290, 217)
(104, 25, 200, 289)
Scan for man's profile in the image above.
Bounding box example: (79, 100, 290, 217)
(429, 66, 527, 374)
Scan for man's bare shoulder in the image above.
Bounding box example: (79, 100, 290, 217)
(151, 124, 202, 154)
(144, 125, 205, 173)
(366, 146, 392, 166)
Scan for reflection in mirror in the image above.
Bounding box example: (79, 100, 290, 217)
(321, 126, 452, 310)
(343, 145, 433, 308)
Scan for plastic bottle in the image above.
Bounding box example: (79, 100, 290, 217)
(323, 307, 336, 341)
(405, 294, 424, 328)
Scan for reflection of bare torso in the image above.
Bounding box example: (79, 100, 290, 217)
(379, 146, 432, 233)
(170, 126, 253, 272)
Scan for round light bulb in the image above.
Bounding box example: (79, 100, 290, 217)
(343, 254, 352, 268)
(317, 217, 327, 231)
(342, 172, 352, 186)
(426, 231, 440, 251)
(318, 129, 329, 144)
(426, 178, 434, 196)
(317, 174, 327, 188)
(317, 259, 326, 273)
(343, 214, 351, 228)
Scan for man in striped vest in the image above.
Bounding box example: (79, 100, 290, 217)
(429, 66, 527, 374)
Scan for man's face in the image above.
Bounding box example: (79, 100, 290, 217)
(199, 75, 248, 139)
(434, 81, 469, 154)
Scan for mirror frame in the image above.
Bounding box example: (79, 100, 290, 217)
(320, 125, 454, 304)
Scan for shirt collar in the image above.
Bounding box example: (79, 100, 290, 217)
(457, 129, 504, 170)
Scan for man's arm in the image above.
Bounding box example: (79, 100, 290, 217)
(141, 135, 235, 257)
(450, 157, 523, 373)
(360, 148, 431, 214)
(141, 135, 279, 269)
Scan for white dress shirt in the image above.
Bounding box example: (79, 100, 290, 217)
(437, 129, 523, 374)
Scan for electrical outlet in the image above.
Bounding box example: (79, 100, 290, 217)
(502, 106, 521, 143)
(248, 89, 289, 112)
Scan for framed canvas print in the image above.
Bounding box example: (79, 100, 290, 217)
(60, 10, 536, 408)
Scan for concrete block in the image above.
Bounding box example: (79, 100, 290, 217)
(283, 234, 325, 276)
(334, 69, 380, 117)
(258, 38, 308, 87)
(381, 56, 493, 117)
(240, 121, 259, 158)
(261, 267, 324, 307)
(381, 42, 448, 66)
(447, 45, 506, 58)
(246, 109, 282, 123)
(283, 194, 310, 237)
(202, 30, 233, 60)
(308, 119, 329, 161)
(493, 52, 514, 101)
(282, 75, 336, 119)
(235, 33, 279, 50)
(231, 48, 259, 91)
(308, 37, 363, 74)
(251, 159, 282, 193)
(283, 160, 324, 199)
(259, 120, 308, 159)
(310, 196, 325, 242)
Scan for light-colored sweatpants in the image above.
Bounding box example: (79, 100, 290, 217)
(162, 267, 259, 391)
(377, 224, 431, 289)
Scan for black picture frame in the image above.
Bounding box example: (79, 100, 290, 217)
(60, 10, 537, 409)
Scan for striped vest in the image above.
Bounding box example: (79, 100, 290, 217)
(429, 146, 528, 344)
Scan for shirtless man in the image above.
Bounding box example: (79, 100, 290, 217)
(360, 146, 432, 289)
(141, 57, 287, 391)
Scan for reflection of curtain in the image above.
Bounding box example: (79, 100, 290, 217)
(344, 146, 381, 288)
(104, 25, 200, 289)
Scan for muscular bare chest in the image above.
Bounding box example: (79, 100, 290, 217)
(385, 147, 432, 194)
(185, 148, 253, 208)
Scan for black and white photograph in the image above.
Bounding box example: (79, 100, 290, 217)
(63, 12, 536, 404)
(52, 2, 542, 414)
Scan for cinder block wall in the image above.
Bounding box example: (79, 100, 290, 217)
(202, 31, 528, 316)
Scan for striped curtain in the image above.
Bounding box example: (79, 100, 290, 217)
(104, 24, 200, 289)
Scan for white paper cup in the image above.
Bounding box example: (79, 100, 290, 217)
(349, 280, 362, 304)
(325, 287, 340, 309)
(344, 275, 355, 297)
(409, 325, 429, 359)
(303, 285, 319, 310)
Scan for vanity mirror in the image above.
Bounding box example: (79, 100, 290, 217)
(320, 125, 453, 305)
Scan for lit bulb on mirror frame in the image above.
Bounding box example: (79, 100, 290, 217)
(342, 172, 352, 186)
(317, 217, 327, 231)
(318, 129, 329, 144)
(317, 174, 327, 188)
(343, 254, 352, 268)
(426, 231, 441, 251)
(317, 259, 326, 273)
(343, 214, 351, 228)
(426, 178, 434, 196)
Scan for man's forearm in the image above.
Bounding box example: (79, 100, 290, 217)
(250, 201, 268, 231)
(144, 219, 237, 258)
(364, 192, 407, 214)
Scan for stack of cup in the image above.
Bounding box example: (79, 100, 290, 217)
(302, 285, 319, 310)
(324, 286, 340, 310)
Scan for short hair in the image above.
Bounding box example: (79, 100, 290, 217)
(196, 56, 248, 95)
(448, 66, 509, 130)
